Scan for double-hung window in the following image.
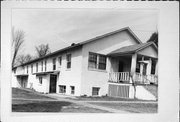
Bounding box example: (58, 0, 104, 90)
(31, 64, 33, 74)
(98, 55, 106, 70)
(151, 60, 156, 75)
(39, 77, 42, 84)
(58, 56, 62, 66)
(53, 58, 56, 70)
(41, 61, 43, 71)
(92, 87, 100, 96)
(66, 54, 71, 69)
(36, 63, 38, 72)
(70, 86, 75, 94)
(88, 52, 106, 70)
(59, 85, 66, 94)
(44, 60, 47, 71)
(27, 66, 28, 74)
(88, 52, 97, 69)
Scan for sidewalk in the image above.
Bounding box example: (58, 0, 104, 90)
(46, 94, 129, 113)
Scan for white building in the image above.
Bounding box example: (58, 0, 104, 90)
(12, 27, 158, 100)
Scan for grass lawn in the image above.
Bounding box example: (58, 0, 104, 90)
(88, 102, 158, 113)
(12, 88, 55, 100)
(73, 96, 156, 102)
(12, 100, 108, 112)
(12, 88, 108, 113)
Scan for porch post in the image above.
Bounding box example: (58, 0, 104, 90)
(107, 57, 112, 73)
(155, 60, 158, 75)
(147, 58, 152, 75)
(130, 53, 137, 75)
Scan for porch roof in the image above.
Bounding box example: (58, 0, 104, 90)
(32, 70, 60, 76)
(15, 74, 28, 77)
(107, 42, 157, 56)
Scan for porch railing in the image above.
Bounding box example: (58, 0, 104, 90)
(109, 72, 130, 83)
(109, 72, 158, 84)
(133, 73, 158, 84)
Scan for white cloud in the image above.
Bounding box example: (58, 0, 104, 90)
(12, 9, 158, 56)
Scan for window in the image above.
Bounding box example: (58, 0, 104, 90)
(59, 85, 66, 93)
(66, 54, 71, 69)
(41, 61, 43, 71)
(45, 60, 47, 71)
(92, 87, 100, 96)
(88, 52, 97, 68)
(88, 52, 106, 70)
(151, 60, 156, 74)
(31, 64, 33, 74)
(98, 55, 106, 70)
(136, 62, 140, 73)
(27, 66, 28, 74)
(70, 86, 75, 94)
(13, 68, 16, 74)
(53, 58, 56, 70)
(36, 63, 38, 72)
(39, 77, 42, 84)
(58, 56, 62, 66)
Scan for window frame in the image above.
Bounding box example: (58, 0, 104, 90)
(92, 87, 100, 96)
(66, 54, 71, 69)
(52, 58, 56, 70)
(88, 52, 98, 69)
(136, 62, 140, 73)
(59, 85, 66, 94)
(151, 60, 156, 75)
(36, 63, 38, 72)
(39, 77, 42, 84)
(98, 54, 106, 70)
(41, 61, 43, 71)
(88, 52, 107, 71)
(44, 60, 47, 71)
(58, 56, 62, 66)
(27, 65, 28, 74)
(70, 86, 75, 95)
(31, 64, 33, 74)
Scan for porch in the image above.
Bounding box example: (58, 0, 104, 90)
(108, 72, 158, 85)
(107, 42, 158, 85)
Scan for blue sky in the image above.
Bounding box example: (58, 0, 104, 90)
(12, 9, 158, 56)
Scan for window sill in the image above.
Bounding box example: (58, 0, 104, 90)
(88, 68, 107, 73)
(66, 68, 71, 71)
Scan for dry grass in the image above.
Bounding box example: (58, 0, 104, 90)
(89, 102, 158, 113)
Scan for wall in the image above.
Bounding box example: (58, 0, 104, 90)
(81, 30, 139, 96)
(57, 47, 83, 96)
(138, 45, 158, 58)
(32, 75, 49, 93)
(11, 46, 83, 95)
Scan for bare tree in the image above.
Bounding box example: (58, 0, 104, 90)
(35, 44, 51, 58)
(12, 27, 25, 68)
(16, 54, 32, 65)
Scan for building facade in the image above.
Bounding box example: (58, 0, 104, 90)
(12, 27, 158, 100)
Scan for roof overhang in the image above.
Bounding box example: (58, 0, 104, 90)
(33, 70, 60, 76)
(15, 74, 28, 77)
(107, 42, 158, 57)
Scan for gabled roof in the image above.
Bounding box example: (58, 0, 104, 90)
(80, 27, 142, 45)
(13, 27, 142, 69)
(108, 42, 157, 56)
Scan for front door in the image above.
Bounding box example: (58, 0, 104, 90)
(49, 74, 57, 93)
(118, 61, 124, 72)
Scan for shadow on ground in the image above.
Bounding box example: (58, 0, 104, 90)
(12, 101, 72, 112)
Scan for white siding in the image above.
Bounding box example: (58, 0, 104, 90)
(138, 46, 158, 58)
(57, 47, 82, 96)
(81, 31, 139, 96)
